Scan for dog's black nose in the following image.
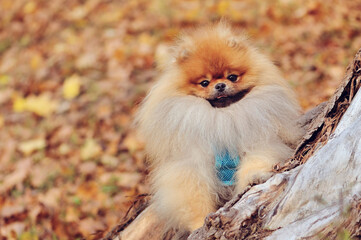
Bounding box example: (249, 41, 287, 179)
(215, 83, 226, 92)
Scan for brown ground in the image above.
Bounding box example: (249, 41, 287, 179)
(0, 0, 360, 239)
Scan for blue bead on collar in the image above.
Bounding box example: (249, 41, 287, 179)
(215, 150, 240, 186)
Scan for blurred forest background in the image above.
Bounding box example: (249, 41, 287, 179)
(0, 0, 360, 239)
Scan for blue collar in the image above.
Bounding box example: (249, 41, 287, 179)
(215, 150, 240, 186)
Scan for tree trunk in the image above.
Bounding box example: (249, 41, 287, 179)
(103, 48, 361, 240)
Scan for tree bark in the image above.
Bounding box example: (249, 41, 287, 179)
(103, 48, 361, 240)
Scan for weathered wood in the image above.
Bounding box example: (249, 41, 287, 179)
(117, 206, 165, 240)
(103, 48, 361, 240)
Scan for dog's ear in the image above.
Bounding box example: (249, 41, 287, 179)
(171, 32, 195, 63)
(226, 35, 250, 50)
(155, 42, 190, 69)
(177, 49, 190, 62)
(154, 43, 173, 70)
(172, 44, 192, 63)
(227, 38, 239, 48)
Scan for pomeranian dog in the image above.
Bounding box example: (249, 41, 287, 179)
(136, 22, 303, 233)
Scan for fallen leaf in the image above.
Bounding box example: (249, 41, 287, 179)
(19, 230, 39, 240)
(65, 206, 79, 222)
(68, 6, 88, 20)
(30, 54, 43, 70)
(0, 204, 26, 218)
(0, 88, 12, 104)
(26, 94, 58, 116)
(101, 155, 119, 167)
(58, 143, 71, 155)
(0, 74, 10, 85)
(28, 205, 42, 223)
(0, 222, 26, 238)
(77, 181, 99, 200)
(13, 95, 26, 112)
(80, 138, 101, 160)
(76, 52, 98, 69)
(13, 94, 58, 117)
(123, 132, 143, 153)
(79, 161, 97, 175)
(63, 75, 81, 99)
(117, 172, 142, 188)
(18, 138, 46, 156)
(217, 0, 230, 15)
(23, 1, 36, 14)
(0, 139, 16, 168)
(38, 188, 61, 208)
(0, 158, 32, 193)
(78, 218, 106, 236)
(0, 114, 4, 128)
(30, 161, 58, 187)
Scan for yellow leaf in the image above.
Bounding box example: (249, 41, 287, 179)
(230, 7, 243, 21)
(24, 94, 58, 117)
(23, 1, 36, 14)
(217, 0, 230, 16)
(13, 96, 26, 112)
(13, 94, 57, 116)
(113, 48, 125, 62)
(63, 75, 81, 99)
(30, 54, 43, 69)
(58, 143, 71, 155)
(123, 132, 143, 153)
(0, 115, 3, 128)
(19, 138, 46, 155)
(64, 30, 80, 45)
(69, 6, 88, 20)
(138, 33, 153, 45)
(81, 138, 101, 160)
(185, 8, 200, 21)
(19, 231, 39, 240)
(1, 0, 14, 10)
(0, 75, 10, 85)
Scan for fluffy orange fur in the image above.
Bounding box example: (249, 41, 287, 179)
(136, 22, 304, 234)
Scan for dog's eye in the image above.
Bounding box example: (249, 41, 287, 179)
(227, 74, 238, 82)
(200, 80, 210, 87)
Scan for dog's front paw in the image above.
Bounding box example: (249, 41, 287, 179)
(236, 168, 275, 194)
(251, 171, 274, 185)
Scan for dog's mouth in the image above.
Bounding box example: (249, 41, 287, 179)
(207, 87, 254, 108)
